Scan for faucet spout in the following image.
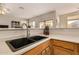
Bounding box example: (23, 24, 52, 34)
(21, 19, 30, 38)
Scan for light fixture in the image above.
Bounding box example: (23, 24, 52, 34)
(0, 3, 9, 15)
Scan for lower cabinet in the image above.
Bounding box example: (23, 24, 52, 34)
(53, 46, 73, 55)
(41, 46, 51, 55)
(23, 39, 79, 55)
(51, 39, 79, 55)
(23, 40, 51, 55)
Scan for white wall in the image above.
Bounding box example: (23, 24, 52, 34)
(30, 29, 43, 36)
(0, 28, 43, 41)
(0, 15, 44, 41)
(0, 15, 26, 28)
(56, 6, 79, 28)
(29, 11, 57, 28)
(0, 7, 79, 41)
(0, 29, 26, 41)
(50, 28, 79, 36)
(56, 7, 78, 15)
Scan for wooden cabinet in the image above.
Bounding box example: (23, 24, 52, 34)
(23, 40, 51, 55)
(23, 39, 79, 55)
(45, 46, 51, 55)
(53, 40, 75, 50)
(41, 46, 51, 55)
(51, 39, 79, 55)
(53, 46, 73, 55)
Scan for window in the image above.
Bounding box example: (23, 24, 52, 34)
(67, 15, 79, 28)
(39, 20, 53, 28)
(45, 20, 53, 28)
(67, 20, 79, 28)
(39, 22, 45, 28)
(29, 21, 35, 28)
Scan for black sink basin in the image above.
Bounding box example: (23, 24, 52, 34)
(9, 38, 35, 49)
(6, 36, 47, 52)
(29, 36, 47, 41)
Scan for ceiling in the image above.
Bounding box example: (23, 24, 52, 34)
(1, 3, 79, 19)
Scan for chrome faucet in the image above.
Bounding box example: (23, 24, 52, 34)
(27, 19, 30, 38)
(22, 19, 30, 38)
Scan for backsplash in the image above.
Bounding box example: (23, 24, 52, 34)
(30, 29, 43, 36)
(0, 29, 43, 41)
(50, 28, 79, 36)
(0, 28, 79, 41)
(30, 28, 79, 36)
(0, 29, 26, 41)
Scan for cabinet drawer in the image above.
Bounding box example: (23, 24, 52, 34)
(53, 40, 75, 50)
(53, 46, 74, 55)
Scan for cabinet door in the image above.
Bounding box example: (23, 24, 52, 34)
(53, 40, 75, 50)
(41, 46, 51, 55)
(41, 50, 47, 55)
(23, 40, 50, 55)
(45, 46, 51, 55)
(50, 39, 78, 55)
(53, 46, 73, 55)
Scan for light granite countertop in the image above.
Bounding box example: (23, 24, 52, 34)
(0, 34, 79, 55)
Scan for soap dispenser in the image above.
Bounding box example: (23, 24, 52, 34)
(43, 26, 49, 35)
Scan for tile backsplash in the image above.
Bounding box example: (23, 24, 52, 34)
(50, 28, 79, 36)
(0, 29, 26, 41)
(0, 28, 79, 41)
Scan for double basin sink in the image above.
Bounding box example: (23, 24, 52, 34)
(6, 36, 47, 52)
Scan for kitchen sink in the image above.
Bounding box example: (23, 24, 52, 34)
(29, 36, 47, 41)
(6, 36, 47, 52)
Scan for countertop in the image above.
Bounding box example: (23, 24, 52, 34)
(0, 34, 79, 55)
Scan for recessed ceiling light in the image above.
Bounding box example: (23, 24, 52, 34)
(0, 3, 9, 15)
